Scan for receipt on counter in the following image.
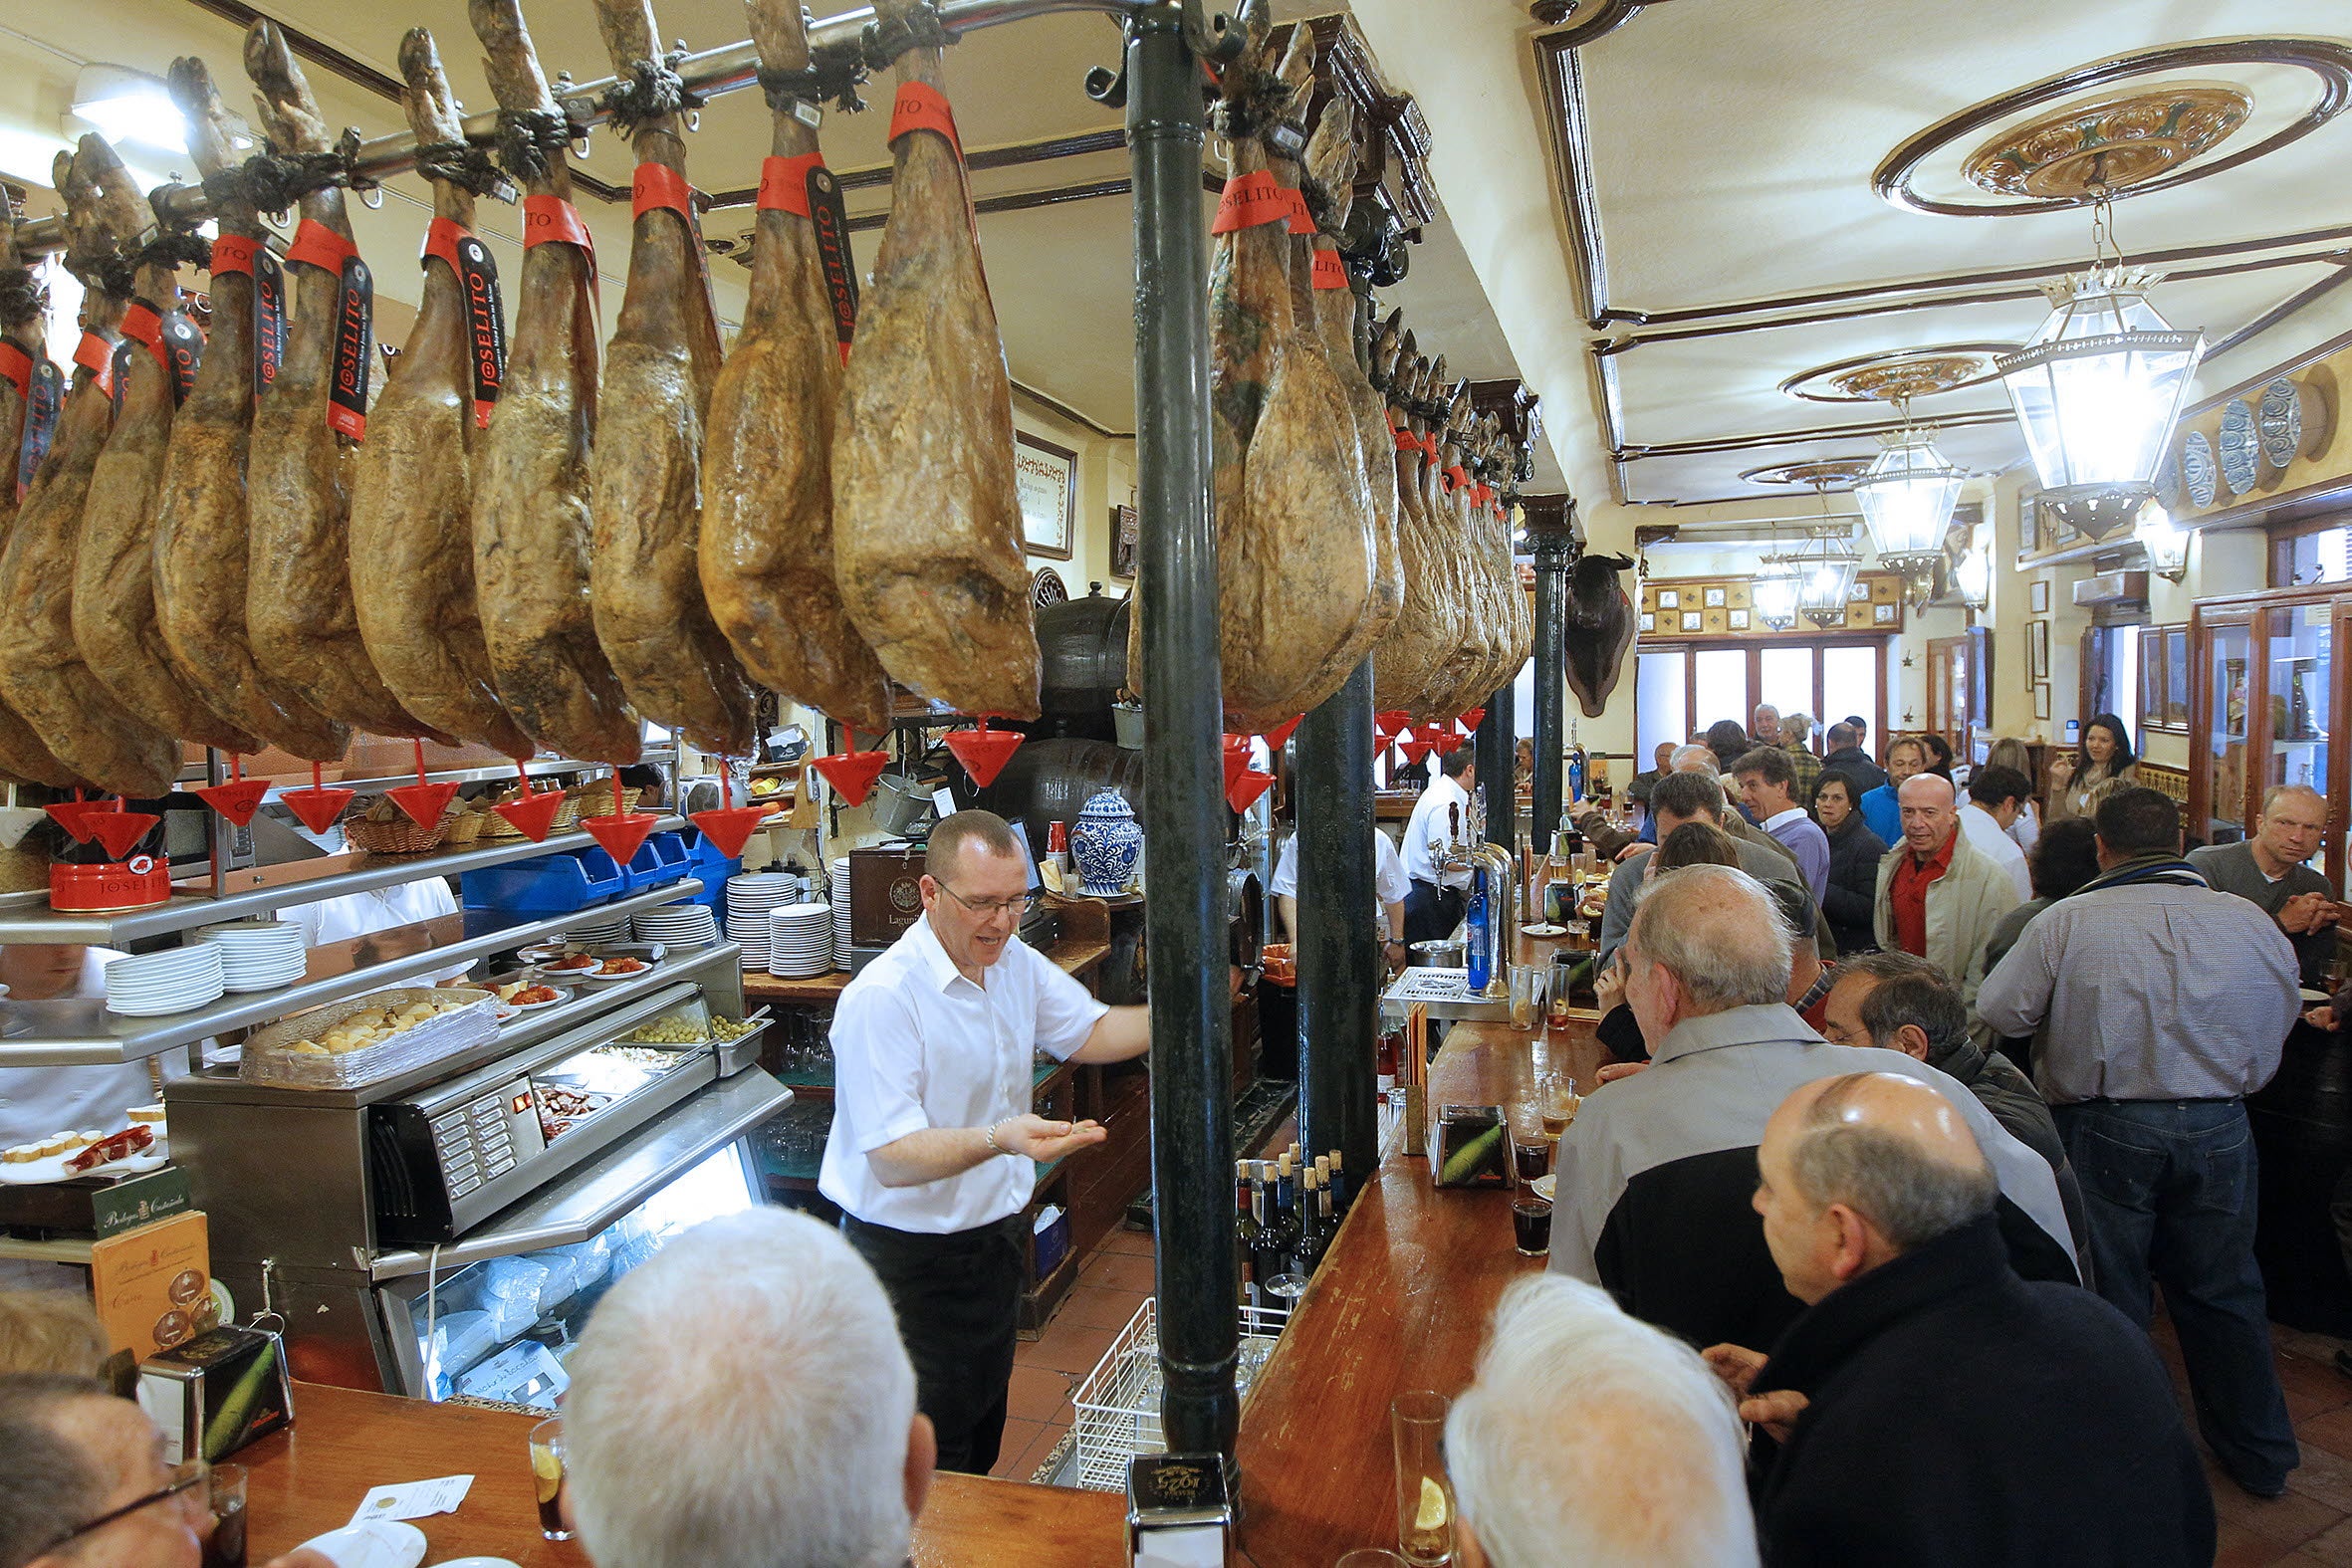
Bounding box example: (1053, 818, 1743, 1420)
(351, 1473, 474, 1524)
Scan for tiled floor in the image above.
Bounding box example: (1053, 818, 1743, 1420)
(989, 1225, 1154, 1484)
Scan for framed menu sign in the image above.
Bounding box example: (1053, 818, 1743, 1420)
(1111, 503, 1139, 579)
(1015, 431, 1076, 560)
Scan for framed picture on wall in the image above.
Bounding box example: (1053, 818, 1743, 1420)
(2034, 682, 2051, 721)
(1014, 431, 1076, 560)
(1110, 504, 1139, 580)
(1704, 586, 1727, 607)
(2027, 619, 2050, 681)
(2140, 640, 2166, 728)
(2165, 627, 2191, 728)
(1681, 610, 1704, 632)
(2029, 579, 2050, 614)
(1640, 612, 1656, 632)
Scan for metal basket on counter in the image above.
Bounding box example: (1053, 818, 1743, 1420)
(1069, 1297, 1286, 1492)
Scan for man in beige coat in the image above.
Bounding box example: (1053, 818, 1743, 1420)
(1874, 775, 2020, 1008)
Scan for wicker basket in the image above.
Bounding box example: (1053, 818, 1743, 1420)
(480, 790, 583, 839)
(443, 809, 488, 847)
(345, 811, 450, 856)
(573, 784, 642, 821)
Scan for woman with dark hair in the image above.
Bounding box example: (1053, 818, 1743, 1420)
(2045, 712, 2137, 823)
(1812, 770, 1887, 958)
(1918, 731, 1956, 780)
(1704, 719, 1750, 776)
(1980, 815, 2104, 1073)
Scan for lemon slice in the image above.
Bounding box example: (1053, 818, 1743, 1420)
(1415, 1475, 1449, 1532)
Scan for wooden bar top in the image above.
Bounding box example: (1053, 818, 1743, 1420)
(245, 1382, 1125, 1565)
(1232, 1015, 1607, 1565)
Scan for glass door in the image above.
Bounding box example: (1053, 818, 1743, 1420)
(2265, 603, 2330, 870)
(2200, 611, 2255, 845)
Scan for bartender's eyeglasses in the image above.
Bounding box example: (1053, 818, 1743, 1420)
(39, 1458, 208, 1552)
(935, 882, 1040, 920)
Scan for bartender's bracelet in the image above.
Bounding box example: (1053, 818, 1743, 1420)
(984, 1119, 1011, 1157)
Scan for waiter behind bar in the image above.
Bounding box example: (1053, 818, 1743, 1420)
(1402, 748, 1478, 945)
(821, 810, 1150, 1473)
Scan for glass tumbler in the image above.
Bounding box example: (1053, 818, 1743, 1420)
(1391, 1390, 1455, 1566)
(529, 1416, 571, 1541)
(1508, 964, 1545, 1030)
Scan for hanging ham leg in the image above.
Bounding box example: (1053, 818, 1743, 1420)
(0, 198, 81, 786)
(75, 140, 261, 756)
(153, 56, 352, 762)
(700, 0, 891, 737)
(0, 140, 177, 795)
(468, 0, 641, 764)
(585, 0, 754, 757)
(832, 0, 1040, 720)
(348, 31, 535, 758)
(244, 21, 446, 742)
(1372, 335, 1449, 719)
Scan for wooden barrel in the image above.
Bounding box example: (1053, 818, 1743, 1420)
(2248, 1021, 2352, 1334)
(1028, 586, 1130, 742)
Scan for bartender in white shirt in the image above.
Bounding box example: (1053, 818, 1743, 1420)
(1400, 748, 1477, 946)
(285, 876, 473, 986)
(1271, 830, 1413, 970)
(821, 810, 1150, 1475)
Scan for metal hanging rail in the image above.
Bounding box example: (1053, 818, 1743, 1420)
(13, 0, 1153, 254)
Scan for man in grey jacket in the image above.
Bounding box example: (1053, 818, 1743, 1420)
(1979, 786, 2301, 1498)
(2189, 783, 2341, 989)
(1595, 770, 1813, 975)
(1873, 775, 2020, 1008)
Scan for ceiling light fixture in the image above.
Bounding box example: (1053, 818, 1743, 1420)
(2134, 498, 2190, 582)
(1753, 536, 1800, 632)
(1995, 198, 2204, 542)
(1852, 399, 1965, 608)
(1955, 541, 1991, 609)
(1790, 529, 1861, 629)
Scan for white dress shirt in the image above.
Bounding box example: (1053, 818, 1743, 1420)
(1960, 801, 2033, 902)
(1402, 775, 1472, 890)
(821, 913, 1107, 1234)
(1270, 832, 1412, 924)
(286, 878, 472, 985)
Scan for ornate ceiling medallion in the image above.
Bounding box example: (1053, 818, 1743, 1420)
(1738, 458, 1876, 490)
(1780, 345, 2016, 406)
(1961, 85, 2251, 200)
(1874, 37, 2352, 217)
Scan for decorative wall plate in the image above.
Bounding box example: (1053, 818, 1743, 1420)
(2181, 428, 2219, 510)
(2217, 398, 2261, 496)
(2153, 442, 2185, 512)
(2257, 375, 2332, 471)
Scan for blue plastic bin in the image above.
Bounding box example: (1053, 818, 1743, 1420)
(623, 831, 692, 893)
(678, 829, 742, 927)
(459, 849, 625, 913)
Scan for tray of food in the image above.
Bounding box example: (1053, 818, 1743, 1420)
(483, 978, 571, 1012)
(532, 1082, 612, 1143)
(241, 989, 501, 1090)
(0, 1116, 166, 1186)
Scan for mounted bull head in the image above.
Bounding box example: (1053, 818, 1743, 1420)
(1565, 550, 1636, 718)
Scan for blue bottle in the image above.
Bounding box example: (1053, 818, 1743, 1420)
(1465, 868, 1493, 994)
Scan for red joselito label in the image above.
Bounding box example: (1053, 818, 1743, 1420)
(807, 165, 856, 365)
(16, 358, 62, 502)
(118, 302, 204, 405)
(327, 255, 372, 441)
(252, 248, 287, 398)
(455, 235, 505, 429)
(0, 339, 31, 398)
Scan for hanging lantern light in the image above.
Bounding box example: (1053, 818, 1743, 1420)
(1853, 420, 1965, 605)
(1954, 540, 1991, 609)
(1792, 530, 1861, 628)
(1753, 551, 1801, 632)
(2134, 498, 2190, 582)
(1996, 262, 2204, 542)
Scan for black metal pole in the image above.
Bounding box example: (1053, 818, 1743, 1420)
(1476, 685, 1515, 851)
(1531, 528, 1571, 847)
(1127, 3, 1237, 1465)
(1295, 656, 1378, 1193)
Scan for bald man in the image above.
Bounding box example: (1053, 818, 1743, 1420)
(1871, 774, 2019, 1008)
(1550, 865, 2075, 1354)
(2190, 784, 2341, 988)
(1702, 1074, 2212, 1568)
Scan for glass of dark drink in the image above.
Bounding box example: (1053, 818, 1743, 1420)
(530, 1417, 571, 1541)
(204, 1463, 248, 1568)
(1512, 1138, 1549, 1184)
(1511, 1196, 1553, 1256)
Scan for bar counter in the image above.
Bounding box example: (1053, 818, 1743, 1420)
(245, 1382, 1127, 1564)
(1235, 1012, 1606, 1563)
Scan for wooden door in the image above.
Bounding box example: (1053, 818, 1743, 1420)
(1925, 635, 1969, 752)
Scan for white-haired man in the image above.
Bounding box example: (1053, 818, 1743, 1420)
(823, 808, 1149, 1473)
(1448, 1273, 1757, 1567)
(2190, 783, 2341, 989)
(1550, 863, 2075, 1353)
(565, 1209, 934, 1568)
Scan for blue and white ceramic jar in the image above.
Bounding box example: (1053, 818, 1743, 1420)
(1069, 790, 1142, 897)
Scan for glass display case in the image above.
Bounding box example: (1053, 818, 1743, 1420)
(2192, 587, 2352, 881)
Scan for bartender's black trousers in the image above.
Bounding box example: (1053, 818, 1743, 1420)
(1402, 879, 1464, 947)
(842, 1211, 1026, 1474)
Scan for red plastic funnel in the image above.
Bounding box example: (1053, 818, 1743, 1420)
(1221, 734, 1252, 790)
(282, 785, 354, 834)
(45, 799, 105, 843)
(690, 806, 766, 860)
(1261, 715, 1301, 752)
(1459, 706, 1487, 733)
(492, 788, 566, 842)
(86, 810, 161, 859)
(583, 810, 659, 869)
(1432, 731, 1466, 758)
(193, 778, 271, 826)
(944, 725, 1023, 789)
(1416, 721, 1444, 744)
(387, 781, 460, 830)
(812, 750, 890, 807)
(1374, 710, 1410, 743)
(1398, 738, 1434, 768)
(1226, 768, 1275, 815)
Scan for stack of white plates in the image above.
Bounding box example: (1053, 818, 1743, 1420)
(830, 858, 852, 970)
(568, 914, 632, 946)
(727, 873, 805, 971)
(193, 921, 307, 993)
(767, 903, 834, 979)
(104, 945, 226, 1017)
(631, 900, 719, 951)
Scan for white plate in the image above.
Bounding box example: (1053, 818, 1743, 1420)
(1529, 1174, 1556, 1203)
(582, 963, 658, 983)
(431, 1559, 522, 1568)
(2302, 988, 2333, 1004)
(493, 1004, 522, 1023)
(0, 1143, 166, 1185)
(1520, 924, 1565, 938)
(508, 988, 572, 1011)
(292, 1520, 427, 1568)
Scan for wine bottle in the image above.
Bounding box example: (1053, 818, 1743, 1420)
(1328, 1149, 1348, 1213)
(1249, 1163, 1282, 1300)
(1236, 1160, 1263, 1311)
(1271, 1155, 1302, 1275)
(1315, 1163, 1336, 1257)
(1299, 1168, 1322, 1263)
